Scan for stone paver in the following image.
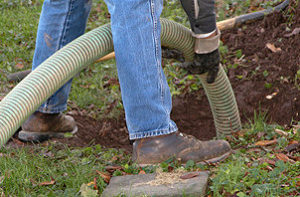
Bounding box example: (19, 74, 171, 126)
(101, 171, 209, 197)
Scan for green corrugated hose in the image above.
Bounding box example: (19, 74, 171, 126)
(0, 18, 241, 145)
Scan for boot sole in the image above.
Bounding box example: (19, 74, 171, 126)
(137, 150, 232, 167)
(18, 126, 78, 143)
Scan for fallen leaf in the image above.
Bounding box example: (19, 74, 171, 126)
(168, 165, 174, 172)
(105, 165, 123, 173)
(258, 158, 276, 166)
(266, 43, 282, 53)
(265, 159, 276, 166)
(138, 170, 146, 174)
(38, 177, 55, 186)
(284, 27, 300, 37)
(93, 177, 98, 190)
(255, 139, 277, 146)
(180, 172, 200, 180)
(274, 129, 288, 136)
(275, 153, 295, 164)
(15, 63, 24, 69)
(110, 155, 118, 162)
(232, 129, 248, 137)
(96, 170, 111, 183)
(87, 181, 95, 187)
(266, 166, 273, 171)
(12, 138, 25, 146)
(289, 140, 299, 145)
(266, 92, 278, 100)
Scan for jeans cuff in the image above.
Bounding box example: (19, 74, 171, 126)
(129, 122, 178, 140)
(37, 105, 67, 114)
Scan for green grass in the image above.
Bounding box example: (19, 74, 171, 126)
(0, 117, 298, 196)
(0, 143, 131, 196)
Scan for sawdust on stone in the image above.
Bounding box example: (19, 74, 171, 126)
(134, 168, 187, 187)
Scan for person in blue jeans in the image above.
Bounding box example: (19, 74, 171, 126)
(19, 0, 231, 165)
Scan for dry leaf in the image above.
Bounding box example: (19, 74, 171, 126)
(233, 129, 248, 137)
(258, 158, 276, 166)
(105, 165, 123, 173)
(266, 91, 278, 100)
(296, 175, 300, 187)
(274, 129, 288, 136)
(15, 63, 24, 69)
(12, 138, 25, 146)
(38, 177, 55, 186)
(266, 43, 281, 53)
(255, 139, 277, 146)
(168, 165, 174, 172)
(138, 170, 146, 174)
(180, 172, 200, 180)
(284, 27, 300, 37)
(275, 153, 295, 164)
(289, 140, 299, 145)
(96, 170, 111, 183)
(266, 166, 273, 171)
(93, 177, 98, 190)
(87, 181, 95, 186)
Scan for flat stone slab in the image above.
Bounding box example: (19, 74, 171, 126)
(102, 171, 209, 197)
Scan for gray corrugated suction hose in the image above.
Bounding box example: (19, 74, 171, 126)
(160, 18, 241, 137)
(0, 19, 241, 145)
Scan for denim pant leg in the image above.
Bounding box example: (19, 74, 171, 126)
(105, 0, 178, 139)
(33, 0, 92, 114)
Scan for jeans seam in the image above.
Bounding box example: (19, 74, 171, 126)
(57, 0, 75, 49)
(149, 0, 167, 116)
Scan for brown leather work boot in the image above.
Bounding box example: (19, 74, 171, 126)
(18, 112, 77, 142)
(132, 132, 231, 166)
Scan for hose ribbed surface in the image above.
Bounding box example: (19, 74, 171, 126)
(161, 18, 241, 137)
(161, 18, 195, 61)
(199, 66, 241, 137)
(0, 19, 241, 145)
(0, 24, 113, 145)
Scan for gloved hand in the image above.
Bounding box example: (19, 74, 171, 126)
(180, 0, 220, 83)
(182, 49, 219, 84)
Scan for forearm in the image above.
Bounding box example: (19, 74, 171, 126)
(180, 0, 219, 54)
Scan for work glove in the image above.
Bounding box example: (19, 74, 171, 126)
(181, 49, 219, 84)
(180, 0, 220, 83)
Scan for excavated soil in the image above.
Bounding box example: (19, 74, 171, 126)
(12, 3, 300, 151)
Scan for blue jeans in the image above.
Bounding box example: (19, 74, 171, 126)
(33, 0, 178, 140)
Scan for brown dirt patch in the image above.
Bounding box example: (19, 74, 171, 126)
(11, 2, 299, 151)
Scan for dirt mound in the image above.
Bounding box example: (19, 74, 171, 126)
(19, 2, 298, 151)
(223, 2, 300, 125)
